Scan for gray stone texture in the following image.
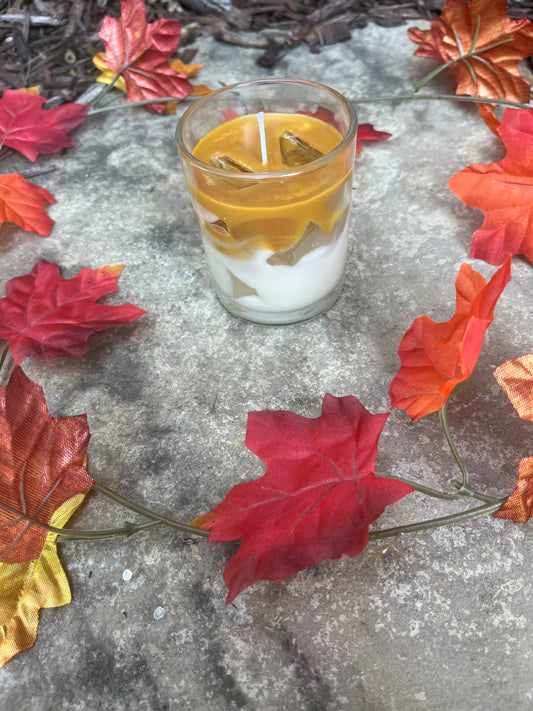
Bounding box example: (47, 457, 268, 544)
(1, 20, 533, 711)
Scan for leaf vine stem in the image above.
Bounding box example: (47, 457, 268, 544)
(349, 93, 530, 110)
(369, 498, 505, 541)
(439, 402, 470, 488)
(0, 498, 158, 541)
(92, 480, 209, 538)
(86, 92, 531, 118)
(0, 343, 9, 375)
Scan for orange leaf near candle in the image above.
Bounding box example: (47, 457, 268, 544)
(448, 108, 533, 266)
(389, 257, 512, 419)
(0, 174, 56, 237)
(408, 0, 533, 130)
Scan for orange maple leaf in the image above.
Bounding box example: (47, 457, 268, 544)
(0, 173, 56, 237)
(94, 0, 194, 114)
(389, 258, 512, 419)
(0, 367, 94, 564)
(493, 457, 533, 523)
(408, 0, 533, 129)
(494, 354, 533, 421)
(448, 107, 533, 266)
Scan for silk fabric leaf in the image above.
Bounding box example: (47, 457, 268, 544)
(408, 0, 533, 129)
(0, 367, 93, 564)
(192, 394, 413, 604)
(494, 354, 533, 421)
(0, 174, 55, 236)
(95, 0, 193, 114)
(448, 108, 533, 266)
(0, 260, 147, 365)
(389, 257, 512, 419)
(493, 457, 533, 523)
(0, 89, 87, 162)
(0, 493, 86, 668)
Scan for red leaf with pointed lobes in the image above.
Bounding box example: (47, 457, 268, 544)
(0, 89, 87, 162)
(296, 107, 391, 153)
(0, 367, 93, 563)
(96, 0, 193, 114)
(448, 108, 533, 266)
(389, 258, 512, 419)
(0, 174, 56, 236)
(192, 394, 413, 604)
(0, 260, 147, 365)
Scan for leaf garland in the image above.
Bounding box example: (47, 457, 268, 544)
(0, 0, 531, 669)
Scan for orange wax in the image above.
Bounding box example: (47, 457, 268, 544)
(187, 113, 353, 257)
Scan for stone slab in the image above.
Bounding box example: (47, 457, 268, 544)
(1, 20, 533, 711)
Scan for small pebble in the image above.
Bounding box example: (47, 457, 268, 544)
(122, 569, 132, 582)
(153, 606, 165, 620)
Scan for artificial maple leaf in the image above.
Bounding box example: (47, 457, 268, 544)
(0, 493, 86, 667)
(0, 367, 93, 564)
(494, 354, 533, 421)
(296, 107, 391, 153)
(493, 457, 533, 523)
(448, 107, 533, 266)
(94, 0, 194, 114)
(192, 394, 413, 604)
(357, 124, 392, 154)
(389, 257, 512, 419)
(0, 173, 55, 237)
(0, 89, 88, 162)
(408, 0, 533, 129)
(0, 260, 147, 365)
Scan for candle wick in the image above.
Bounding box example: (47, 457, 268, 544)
(257, 111, 268, 165)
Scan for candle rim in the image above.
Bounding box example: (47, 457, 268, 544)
(175, 78, 358, 181)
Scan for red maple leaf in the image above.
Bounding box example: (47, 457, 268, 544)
(493, 457, 533, 523)
(0, 89, 88, 162)
(96, 0, 193, 114)
(296, 107, 391, 153)
(192, 394, 413, 604)
(448, 107, 533, 266)
(0, 174, 56, 236)
(357, 124, 392, 153)
(0, 260, 147, 365)
(408, 0, 533, 129)
(0, 367, 93, 563)
(389, 258, 512, 419)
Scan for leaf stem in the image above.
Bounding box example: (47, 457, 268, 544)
(348, 93, 530, 110)
(369, 499, 504, 540)
(0, 498, 153, 540)
(439, 403, 470, 488)
(93, 480, 209, 537)
(0, 343, 9, 375)
(87, 95, 193, 116)
(376, 472, 460, 500)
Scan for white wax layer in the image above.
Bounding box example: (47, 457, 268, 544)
(201, 221, 349, 313)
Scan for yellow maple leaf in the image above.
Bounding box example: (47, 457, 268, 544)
(0, 493, 87, 668)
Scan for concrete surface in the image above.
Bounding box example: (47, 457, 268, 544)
(1, 19, 533, 711)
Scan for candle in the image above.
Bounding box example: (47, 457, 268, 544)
(176, 80, 358, 324)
